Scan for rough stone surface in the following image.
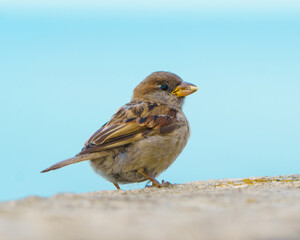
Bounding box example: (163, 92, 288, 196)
(1, 175, 300, 240)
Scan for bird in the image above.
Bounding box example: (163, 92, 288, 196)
(41, 71, 198, 190)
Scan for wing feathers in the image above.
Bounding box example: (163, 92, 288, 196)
(42, 102, 179, 171)
(79, 107, 178, 155)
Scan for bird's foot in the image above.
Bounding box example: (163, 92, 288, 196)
(138, 168, 173, 188)
(145, 179, 173, 188)
(161, 180, 173, 187)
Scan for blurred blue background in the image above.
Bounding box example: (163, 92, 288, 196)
(1, 1, 299, 201)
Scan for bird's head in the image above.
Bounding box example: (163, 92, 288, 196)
(132, 71, 198, 108)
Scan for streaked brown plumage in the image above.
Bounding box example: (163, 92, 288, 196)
(41, 71, 198, 189)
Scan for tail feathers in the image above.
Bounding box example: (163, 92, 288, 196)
(41, 153, 101, 173)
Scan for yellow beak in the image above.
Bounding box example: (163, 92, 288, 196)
(172, 81, 198, 97)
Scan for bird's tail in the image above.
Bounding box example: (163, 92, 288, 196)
(41, 153, 101, 173)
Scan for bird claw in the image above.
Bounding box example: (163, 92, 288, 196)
(145, 180, 173, 188)
(161, 180, 172, 187)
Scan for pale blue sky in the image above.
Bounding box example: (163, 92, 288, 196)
(2, 0, 300, 17)
(1, 0, 300, 10)
(0, 3, 299, 201)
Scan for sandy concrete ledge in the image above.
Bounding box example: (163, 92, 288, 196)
(1, 175, 300, 240)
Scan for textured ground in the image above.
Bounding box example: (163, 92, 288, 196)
(1, 174, 300, 240)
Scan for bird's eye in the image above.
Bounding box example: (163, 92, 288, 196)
(160, 84, 168, 91)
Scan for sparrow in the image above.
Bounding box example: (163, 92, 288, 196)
(41, 71, 198, 190)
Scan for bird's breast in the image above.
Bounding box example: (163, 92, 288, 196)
(120, 121, 190, 177)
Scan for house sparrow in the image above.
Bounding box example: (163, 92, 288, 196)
(41, 71, 198, 189)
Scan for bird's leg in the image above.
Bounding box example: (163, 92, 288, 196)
(113, 183, 121, 190)
(138, 168, 172, 188)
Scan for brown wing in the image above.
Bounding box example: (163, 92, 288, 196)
(78, 103, 178, 155)
(41, 102, 179, 173)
